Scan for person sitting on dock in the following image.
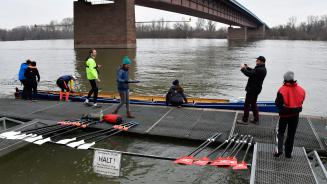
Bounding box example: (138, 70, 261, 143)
(237, 56, 267, 125)
(112, 56, 139, 118)
(18, 59, 31, 100)
(24, 61, 40, 101)
(166, 80, 188, 108)
(56, 75, 77, 101)
(84, 49, 101, 107)
(274, 71, 305, 158)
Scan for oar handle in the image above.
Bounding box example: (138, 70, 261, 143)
(51, 121, 98, 139)
(229, 135, 249, 156)
(84, 122, 137, 141)
(75, 122, 134, 139)
(93, 123, 138, 143)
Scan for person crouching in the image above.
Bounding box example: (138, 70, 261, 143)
(166, 80, 188, 108)
(56, 75, 77, 101)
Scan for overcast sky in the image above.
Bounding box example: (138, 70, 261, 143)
(1, 0, 327, 29)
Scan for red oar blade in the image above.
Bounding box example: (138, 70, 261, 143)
(233, 161, 248, 170)
(228, 157, 238, 166)
(174, 156, 195, 165)
(211, 157, 232, 167)
(210, 157, 223, 166)
(193, 157, 211, 166)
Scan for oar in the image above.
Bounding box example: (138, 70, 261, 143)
(210, 135, 242, 166)
(5, 120, 82, 140)
(0, 122, 64, 139)
(223, 136, 252, 167)
(33, 120, 98, 145)
(24, 121, 87, 143)
(174, 132, 222, 165)
(193, 134, 239, 166)
(233, 138, 254, 170)
(213, 135, 249, 167)
(66, 122, 137, 148)
(56, 122, 135, 145)
(77, 122, 139, 150)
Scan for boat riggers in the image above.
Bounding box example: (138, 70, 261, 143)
(174, 132, 222, 165)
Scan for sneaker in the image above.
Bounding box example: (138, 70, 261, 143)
(273, 151, 283, 157)
(92, 103, 101, 108)
(285, 154, 292, 159)
(236, 120, 248, 125)
(250, 119, 259, 125)
(84, 99, 89, 104)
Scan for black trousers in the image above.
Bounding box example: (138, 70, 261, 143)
(20, 80, 28, 99)
(26, 81, 38, 100)
(56, 79, 70, 92)
(276, 115, 299, 156)
(87, 80, 98, 103)
(242, 93, 259, 122)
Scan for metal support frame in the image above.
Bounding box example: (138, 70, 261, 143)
(249, 143, 257, 184)
(308, 150, 327, 183)
(304, 148, 319, 184)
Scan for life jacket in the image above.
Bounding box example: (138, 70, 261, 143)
(278, 82, 305, 108)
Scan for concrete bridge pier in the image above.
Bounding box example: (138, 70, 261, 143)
(228, 25, 266, 41)
(74, 0, 136, 49)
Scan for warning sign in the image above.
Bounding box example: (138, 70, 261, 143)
(93, 149, 122, 177)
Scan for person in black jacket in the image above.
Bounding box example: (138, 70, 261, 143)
(237, 56, 267, 125)
(166, 80, 188, 107)
(24, 61, 40, 101)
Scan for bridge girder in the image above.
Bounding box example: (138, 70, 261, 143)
(135, 0, 262, 28)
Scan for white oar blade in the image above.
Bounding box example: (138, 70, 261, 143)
(25, 135, 43, 143)
(0, 131, 21, 137)
(0, 131, 22, 139)
(7, 134, 29, 140)
(34, 137, 51, 145)
(67, 140, 85, 148)
(56, 138, 77, 145)
(77, 142, 95, 150)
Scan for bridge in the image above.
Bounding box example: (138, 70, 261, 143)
(74, 0, 267, 48)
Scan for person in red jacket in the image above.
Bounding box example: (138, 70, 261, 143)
(274, 71, 305, 158)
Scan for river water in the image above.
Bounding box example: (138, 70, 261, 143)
(0, 39, 326, 183)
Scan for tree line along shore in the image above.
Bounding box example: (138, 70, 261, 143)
(1, 16, 327, 41)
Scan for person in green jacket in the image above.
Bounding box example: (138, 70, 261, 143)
(84, 49, 101, 107)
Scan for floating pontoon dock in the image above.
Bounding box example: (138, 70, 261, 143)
(1, 98, 327, 183)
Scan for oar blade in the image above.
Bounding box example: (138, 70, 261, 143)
(233, 161, 248, 170)
(34, 137, 51, 145)
(66, 140, 85, 148)
(77, 142, 95, 150)
(24, 135, 43, 143)
(229, 157, 238, 166)
(56, 138, 76, 145)
(0, 131, 22, 139)
(193, 157, 211, 166)
(174, 156, 195, 165)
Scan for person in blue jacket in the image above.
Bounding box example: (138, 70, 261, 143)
(18, 59, 31, 99)
(112, 56, 139, 118)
